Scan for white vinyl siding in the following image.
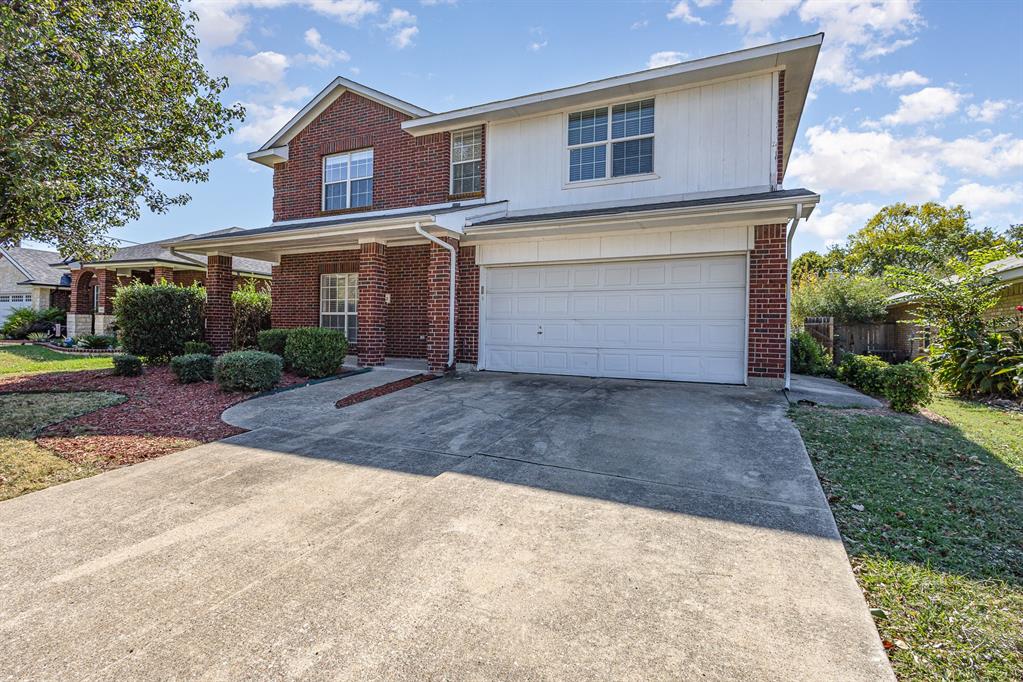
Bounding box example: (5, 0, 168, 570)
(320, 273, 358, 342)
(451, 127, 482, 194)
(323, 149, 373, 211)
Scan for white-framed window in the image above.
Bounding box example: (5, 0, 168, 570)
(450, 127, 482, 195)
(323, 149, 373, 211)
(0, 294, 31, 303)
(567, 98, 654, 182)
(320, 273, 358, 342)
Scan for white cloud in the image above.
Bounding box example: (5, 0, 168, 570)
(647, 51, 688, 69)
(939, 134, 1023, 177)
(947, 182, 1023, 227)
(420, 0, 456, 4)
(693, 0, 720, 6)
(381, 8, 418, 48)
(235, 102, 299, 144)
(803, 202, 880, 240)
(861, 38, 915, 58)
(967, 99, 1013, 123)
(798, 0, 921, 48)
(306, 0, 380, 24)
(302, 27, 350, 66)
(631, 19, 649, 30)
(884, 70, 928, 89)
(528, 40, 548, 52)
(215, 50, 290, 85)
(725, 0, 799, 35)
(667, 1, 707, 25)
(392, 26, 419, 48)
(880, 86, 963, 125)
(191, 2, 251, 51)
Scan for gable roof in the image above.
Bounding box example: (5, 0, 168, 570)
(0, 246, 69, 287)
(889, 254, 1023, 305)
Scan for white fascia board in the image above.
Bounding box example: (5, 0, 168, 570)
(254, 77, 432, 154)
(269, 197, 490, 228)
(403, 33, 823, 136)
(248, 146, 289, 167)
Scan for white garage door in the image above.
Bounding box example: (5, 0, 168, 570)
(481, 255, 747, 384)
(0, 293, 33, 325)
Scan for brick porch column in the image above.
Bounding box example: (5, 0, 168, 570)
(206, 254, 233, 354)
(426, 236, 459, 374)
(747, 224, 787, 387)
(93, 269, 119, 335)
(153, 265, 175, 283)
(357, 240, 388, 366)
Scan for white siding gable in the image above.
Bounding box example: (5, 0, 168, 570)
(486, 73, 775, 212)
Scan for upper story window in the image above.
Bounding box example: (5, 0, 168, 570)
(451, 127, 482, 195)
(323, 149, 373, 211)
(567, 98, 654, 183)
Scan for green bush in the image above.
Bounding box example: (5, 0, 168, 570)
(38, 307, 66, 324)
(113, 281, 205, 362)
(257, 328, 290, 357)
(231, 279, 272, 350)
(170, 353, 215, 383)
(791, 330, 832, 376)
(182, 340, 213, 355)
(837, 353, 890, 395)
(214, 350, 282, 392)
(2, 307, 40, 338)
(284, 327, 347, 378)
(112, 354, 143, 377)
(792, 274, 891, 326)
(76, 334, 115, 349)
(27, 331, 49, 342)
(882, 362, 933, 413)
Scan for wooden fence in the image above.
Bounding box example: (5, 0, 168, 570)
(801, 317, 899, 362)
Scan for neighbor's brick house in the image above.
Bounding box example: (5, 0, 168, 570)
(173, 34, 825, 387)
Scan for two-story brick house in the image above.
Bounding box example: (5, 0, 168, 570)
(174, 34, 823, 388)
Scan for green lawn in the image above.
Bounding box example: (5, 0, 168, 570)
(790, 397, 1023, 681)
(0, 344, 113, 375)
(0, 392, 126, 501)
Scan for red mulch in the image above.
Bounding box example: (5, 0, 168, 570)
(335, 373, 436, 408)
(0, 367, 303, 468)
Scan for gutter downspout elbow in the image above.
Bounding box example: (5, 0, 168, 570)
(414, 222, 456, 370)
(785, 203, 804, 392)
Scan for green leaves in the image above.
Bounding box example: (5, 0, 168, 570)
(0, 1, 244, 260)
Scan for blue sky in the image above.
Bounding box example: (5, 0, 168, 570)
(106, 0, 1023, 257)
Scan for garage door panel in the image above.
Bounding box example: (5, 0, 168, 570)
(481, 256, 746, 384)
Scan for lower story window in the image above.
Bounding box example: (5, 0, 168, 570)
(320, 273, 358, 342)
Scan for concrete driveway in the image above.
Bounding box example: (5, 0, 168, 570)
(1, 371, 892, 681)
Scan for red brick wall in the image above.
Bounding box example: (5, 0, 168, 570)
(50, 289, 70, 312)
(748, 224, 788, 380)
(357, 242, 388, 366)
(777, 70, 785, 184)
(271, 250, 359, 330)
(271, 92, 484, 223)
(385, 244, 429, 358)
(206, 255, 234, 354)
(69, 269, 93, 314)
(426, 237, 458, 373)
(95, 269, 118, 314)
(153, 266, 176, 283)
(457, 246, 479, 364)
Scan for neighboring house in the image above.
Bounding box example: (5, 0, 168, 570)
(888, 255, 1023, 360)
(171, 34, 824, 387)
(64, 230, 272, 337)
(0, 246, 71, 325)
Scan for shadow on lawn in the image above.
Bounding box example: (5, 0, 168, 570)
(793, 404, 1023, 586)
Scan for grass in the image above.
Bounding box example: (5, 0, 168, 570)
(0, 392, 125, 501)
(0, 344, 113, 375)
(790, 397, 1023, 680)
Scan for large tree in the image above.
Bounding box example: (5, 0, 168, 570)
(0, 1, 243, 259)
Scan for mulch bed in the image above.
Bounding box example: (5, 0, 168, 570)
(0, 367, 304, 468)
(335, 373, 437, 408)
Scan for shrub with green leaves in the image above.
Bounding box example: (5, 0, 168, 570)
(257, 328, 290, 357)
(112, 354, 143, 377)
(214, 351, 282, 392)
(113, 281, 205, 362)
(170, 353, 214, 383)
(791, 330, 832, 376)
(1, 307, 41, 338)
(284, 327, 347, 378)
(231, 279, 271, 350)
(882, 362, 933, 413)
(76, 334, 115, 349)
(26, 331, 49, 342)
(837, 353, 890, 395)
(182, 340, 213, 355)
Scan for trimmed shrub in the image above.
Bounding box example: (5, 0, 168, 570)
(112, 354, 144, 377)
(171, 353, 215, 384)
(214, 350, 282, 392)
(113, 281, 205, 362)
(882, 362, 933, 413)
(257, 328, 290, 357)
(182, 340, 213, 355)
(1, 307, 41, 338)
(791, 330, 832, 376)
(284, 327, 348, 378)
(837, 353, 889, 395)
(232, 279, 272, 350)
(77, 334, 116, 349)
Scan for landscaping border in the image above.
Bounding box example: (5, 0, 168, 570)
(335, 373, 437, 408)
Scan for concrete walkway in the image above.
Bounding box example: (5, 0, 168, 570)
(787, 373, 883, 408)
(1, 372, 893, 681)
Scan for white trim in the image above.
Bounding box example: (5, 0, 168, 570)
(564, 97, 656, 185)
(450, 126, 483, 195)
(743, 250, 751, 386)
(271, 198, 490, 228)
(322, 148, 374, 211)
(319, 272, 359, 341)
(770, 71, 780, 190)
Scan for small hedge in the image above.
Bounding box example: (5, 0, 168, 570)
(257, 328, 290, 357)
(791, 330, 832, 376)
(232, 279, 271, 350)
(171, 353, 215, 384)
(113, 281, 205, 362)
(284, 327, 348, 378)
(77, 334, 116, 349)
(837, 353, 932, 413)
(182, 340, 213, 355)
(112, 354, 143, 377)
(214, 350, 282, 392)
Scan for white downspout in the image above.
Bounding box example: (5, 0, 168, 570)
(414, 221, 456, 370)
(785, 203, 804, 391)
